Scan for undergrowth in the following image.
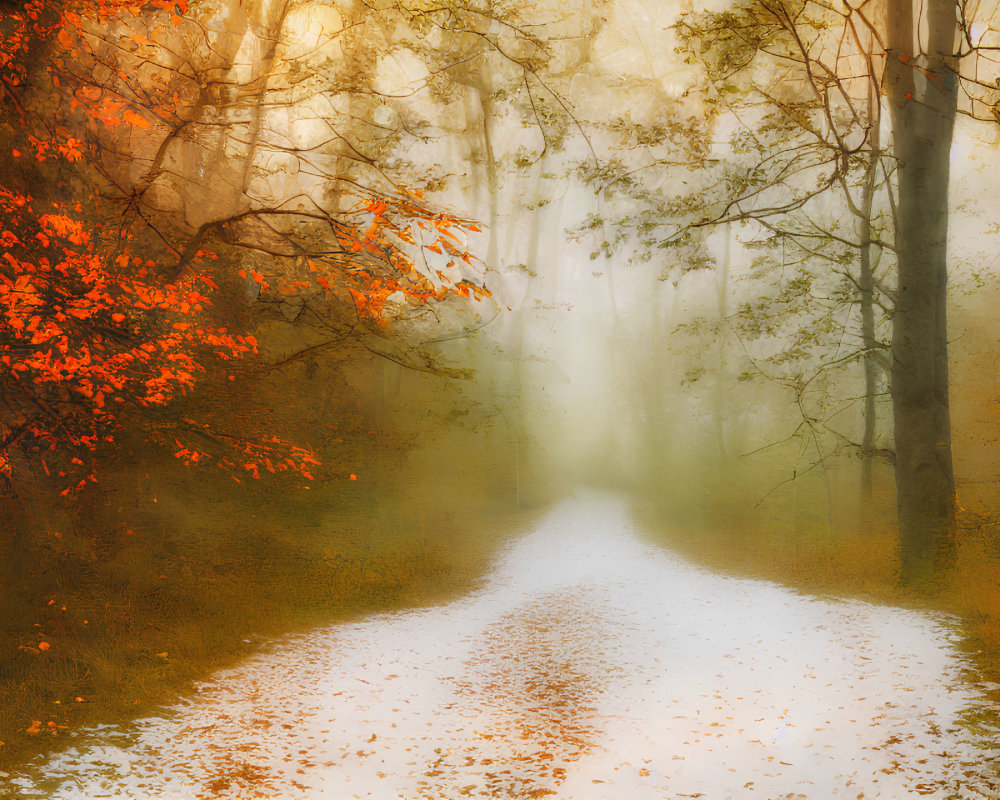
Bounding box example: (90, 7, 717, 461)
(0, 430, 530, 771)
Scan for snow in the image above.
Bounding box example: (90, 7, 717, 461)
(14, 491, 1000, 799)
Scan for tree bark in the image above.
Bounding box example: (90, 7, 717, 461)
(885, 0, 959, 586)
(859, 114, 880, 503)
(478, 75, 500, 271)
(715, 222, 731, 460)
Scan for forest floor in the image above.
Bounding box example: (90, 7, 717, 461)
(0, 427, 527, 775)
(634, 468, 1000, 712)
(7, 491, 1000, 799)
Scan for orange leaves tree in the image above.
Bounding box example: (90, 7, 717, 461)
(0, 0, 307, 489)
(0, 182, 272, 485)
(0, 0, 495, 493)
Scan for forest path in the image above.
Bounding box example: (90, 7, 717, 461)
(14, 491, 1000, 799)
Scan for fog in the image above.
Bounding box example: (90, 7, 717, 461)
(5, 0, 1000, 793)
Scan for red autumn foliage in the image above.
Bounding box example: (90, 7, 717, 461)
(0, 0, 489, 490)
(0, 186, 271, 483)
(0, 0, 301, 486)
(281, 194, 490, 322)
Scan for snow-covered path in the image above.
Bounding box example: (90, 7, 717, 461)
(14, 492, 1000, 799)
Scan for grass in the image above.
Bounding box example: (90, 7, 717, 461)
(632, 460, 1000, 707)
(947, 516, 1000, 658)
(0, 429, 538, 772)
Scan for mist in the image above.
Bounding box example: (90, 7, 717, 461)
(3, 0, 1000, 795)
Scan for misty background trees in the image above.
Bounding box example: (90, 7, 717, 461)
(6, 0, 1000, 594)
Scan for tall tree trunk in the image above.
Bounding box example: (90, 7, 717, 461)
(885, 0, 959, 586)
(715, 222, 731, 460)
(858, 115, 881, 503)
(478, 77, 500, 271)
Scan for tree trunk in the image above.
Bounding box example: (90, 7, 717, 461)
(858, 105, 881, 503)
(885, 0, 958, 586)
(715, 222, 731, 459)
(478, 80, 500, 270)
